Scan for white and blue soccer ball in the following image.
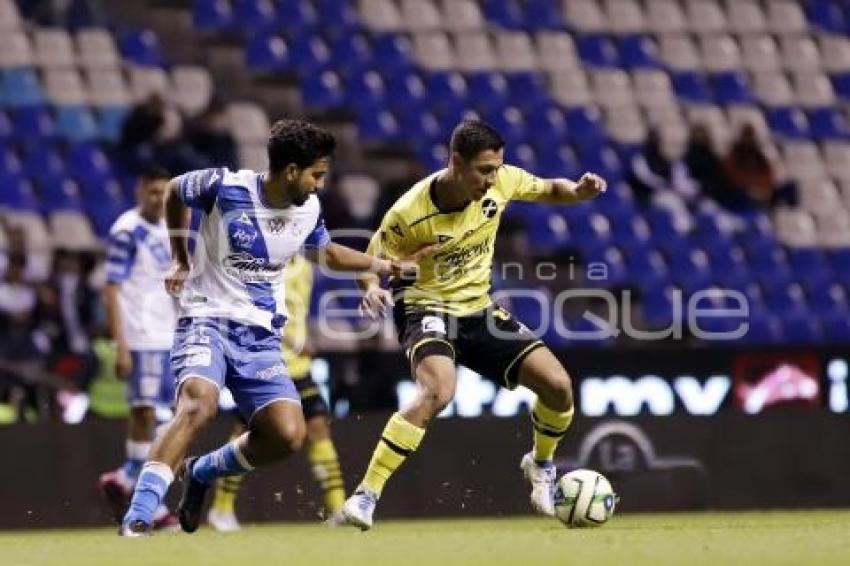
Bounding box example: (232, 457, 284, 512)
(553, 469, 617, 528)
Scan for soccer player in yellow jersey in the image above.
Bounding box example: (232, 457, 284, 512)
(207, 254, 347, 527)
(341, 120, 607, 530)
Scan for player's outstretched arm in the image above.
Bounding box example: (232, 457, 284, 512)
(540, 172, 608, 204)
(164, 178, 191, 296)
(306, 242, 424, 279)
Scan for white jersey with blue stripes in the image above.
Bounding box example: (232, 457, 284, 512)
(106, 209, 177, 350)
(175, 168, 331, 331)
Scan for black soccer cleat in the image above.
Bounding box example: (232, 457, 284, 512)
(119, 519, 152, 537)
(177, 457, 211, 534)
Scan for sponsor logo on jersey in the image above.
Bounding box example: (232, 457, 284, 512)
(256, 364, 287, 381)
(422, 315, 447, 335)
(230, 227, 258, 249)
(481, 198, 498, 219)
(223, 252, 284, 282)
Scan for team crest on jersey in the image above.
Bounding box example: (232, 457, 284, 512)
(267, 217, 286, 234)
(390, 223, 403, 237)
(481, 198, 498, 219)
(235, 211, 253, 225)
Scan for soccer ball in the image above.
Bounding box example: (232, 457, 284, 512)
(553, 469, 617, 528)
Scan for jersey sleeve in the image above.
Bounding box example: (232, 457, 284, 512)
(105, 229, 137, 283)
(366, 209, 411, 260)
(503, 164, 550, 202)
(174, 168, 224, 213)
(303, 215, 331, 249)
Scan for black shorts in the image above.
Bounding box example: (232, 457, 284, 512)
(292, 370, 329, 420)
(394, 302, 544, 389)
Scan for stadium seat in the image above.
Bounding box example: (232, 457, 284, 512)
(671, 71, 713, 103)
(193, 0, 234, 30)
(76, 29, 121, 70)
(685, 0, 727, 35)
(288, 33, 331, 76)
(713, 72, 753, 104)
(535, 32, 580, 72)
(455, 32, 497, 72)
(12, 106, 55, 143)
(127, 66, 172, 103)
(314, 0, 360, 33)
(576, 35, 620, 68)
(399, 0, 443, 32)
(441, 0, 486, 32)
(344, 69, 387, 112)
(357, 109, 401, 142)
(86, 69, 131, 107)
(466, 72, 511, 113)
(659, 35, 701, 71)
(39, 176, 82, 213)
(0, 31, 33, 68)
(551, 70, 593, 107)
(766, 0, 808, 35)
(523, 0, 564, 30)
(246, 34, 290, 72)
(48, 210, 98, 251)
(741, 36, 781, 72)
(495, 32, 538, 72)
(725, 0, 767, 34)
(120, 29, 165, 68)
(699, 35, 741, 73)
(1, 68, 43, 107)
(820, 35, 850, 73)
(766, 107, 810, 140)
(371, 34, 414, 73)
(564, 0, 606, 33)
(33, 28, 76, 69)
(412, 32, 455, 71)
(632, 70, 676, 108)
(358, 0, 402, 32)
(96, 107, 129, 143)
(645, 0, 688, 34)
(233, 0, 276, 30)
(171, 66, 213, 116)
(808, 108, 850, 140)
(0, 173, 38, 211)
(44, 68, 87, 106)
(329, 33, 373, 74)
(619, 35, 660, 69)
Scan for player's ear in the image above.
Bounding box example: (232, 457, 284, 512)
(283, 163, 299, 182)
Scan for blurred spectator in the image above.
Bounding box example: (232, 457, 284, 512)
(187, 100, 238, 170)
(628, 130, 699, 206)
(16, 0, 103, 27)
(119, 94, 204, 177)
(723, 125, 797, 209)
(682, 124, 751, 211)
(0, 254, 39, 362)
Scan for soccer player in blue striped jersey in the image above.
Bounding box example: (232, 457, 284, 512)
(98, 168, 180, 530)
(120, 119, 421, 536)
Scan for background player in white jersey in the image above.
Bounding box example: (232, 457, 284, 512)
(120, 119, 422, 536)
(97, 169, 179, 530)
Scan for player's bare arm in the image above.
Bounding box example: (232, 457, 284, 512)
(539, 172, 608, 204)
(163, 178, 192, 296)
(103, 282, 131, 379)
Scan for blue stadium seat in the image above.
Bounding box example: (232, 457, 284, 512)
(807, 283, 848, 316)
(97, 107, 129, 143)
(822, 312, 850, 343)
(669, 248, 714, 294)
(805, 0, 847, 33)
(626, 247, 670, 290)
(713, 71, 753, 104)
(289, 33, 331, 76)
(576, 144, 622, 183)
(504, 143, 538, 171)
(80, 177, 129, 209)
(0, 147, 21, 176)
(808, 107, 850, 140)
(233, 0, 276, 30)
(832, 73, 850, 101)
(23, 146, 66, 183)
(416, 142, 449, 171)
(739, 313, 783, 344)
(40, 176, 83, 213)
(576, 35, 620, 68)
(787, 247, 834, 288)
(425, 72, 469, 116)
(781, 314, 822, 344)
(371, 34, 414, 73)
(565, 107, 606, 149)
(398, 107, 442, 150)
(68, 143, 113, 186)
(0, 111, 11, 144)
(619, 36, 661, 69)
(506, 72, 551, 111)
(120, 29, 165, 67)
(764, 283, 808, 316)
(641, 285, 681, 329)
(569, 212, 613, 255)
(584, 246, 628, 288)
(12, 106, 55, 143)
(536, 144, 580, 179)
(87, 200, 125, 238)
(357, 110, 401, 143)
(300, 69, 344, 110)
(671, 71, 713, 103)
(313, 0, 360, 33)
(829, 249, 850, 283)
(344, 70, 387, 112)
(525, 208, 571, 250)
(275, 0, 319, 34)
(766, 107, 810, 140)
(0, 173, 38, 211)
(246, 34, 291, 72)
(484, 105, 527, 146)
(1, 69, 44, 107)
(482, 0, 526, 29)
(523, 0, 565, 29)
(55, 107, 99, 142)
(526, 104, 569, 153)
(386, 71, 427, 112)
(193, 0, 234, 30)
(329, 34, 373, 74)
(467, 72, 511, 113)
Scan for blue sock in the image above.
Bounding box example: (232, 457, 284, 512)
(191, 441, 254, 485)
(123, 462, 174, 526)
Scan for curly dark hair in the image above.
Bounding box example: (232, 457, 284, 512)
(267, 119, 337, 173)
(449, 119, 505, 161)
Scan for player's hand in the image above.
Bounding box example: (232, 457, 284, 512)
(573, 172, 607, 201)
(164, 260, 191, 297)
(115, 344, 132, 380)
(389, 243, 440, 281)
(359, 285, 394, 320)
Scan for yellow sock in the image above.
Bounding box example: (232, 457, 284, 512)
(361, 413, 425, 496)
(531, 399, 574, 462)
(212, 474, 244, 514)
(307, 438, 346, 514)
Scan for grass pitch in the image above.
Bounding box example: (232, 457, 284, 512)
(2, 511, 850, 566)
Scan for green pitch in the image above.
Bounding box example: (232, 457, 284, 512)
(2, 511, 850, 566)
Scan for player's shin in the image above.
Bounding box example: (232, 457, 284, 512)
(531, 399, 574, 462)
(360, 412, 425, 497)
(308, 438, 345, 513)
(123, 462, 174, 526)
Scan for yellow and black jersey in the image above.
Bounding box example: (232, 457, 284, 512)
(367, 165, 550, 317)
(283, 254, 313, 377)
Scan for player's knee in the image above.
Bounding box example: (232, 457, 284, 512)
(548, 371, 574, 412)
(266, 418, 306, 454)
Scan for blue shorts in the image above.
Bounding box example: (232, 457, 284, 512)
(128, 350, 175, 409)
(171, 317, 299, 422)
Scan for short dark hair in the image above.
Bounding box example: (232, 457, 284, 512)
(139, 166, 170, 185)
(267, 119, 336, 173)
(450, 119, 505, 161)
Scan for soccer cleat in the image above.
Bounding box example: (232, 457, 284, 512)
(119, 519, 152, 537)
(98, 470, 131, 524)
(323, 510, 347, 527)
(176, 457, 211, 534)
(341, 488, 378, 531)
(520, 452, 557, 517)
(207, 509, 241, 532)
(153, 510, 181, 532)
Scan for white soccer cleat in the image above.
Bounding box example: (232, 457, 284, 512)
(341, 488, 378, 531)
(207, 509, 242, 532)
(520, 452, 557, 517)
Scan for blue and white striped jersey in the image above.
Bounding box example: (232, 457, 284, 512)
(106, 209, 177, 350)
(175, 168, 330, 330)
